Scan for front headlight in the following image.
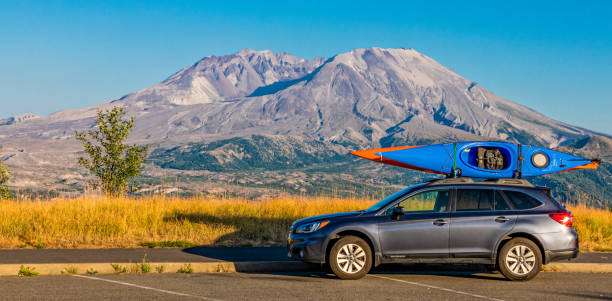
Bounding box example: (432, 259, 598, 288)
(295, 220, 330, 233)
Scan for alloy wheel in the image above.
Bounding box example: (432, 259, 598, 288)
(505, 245, 536, 275)
(336, 243, 366, 274)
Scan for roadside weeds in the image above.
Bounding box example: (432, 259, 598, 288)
(1, 261, 611, 277)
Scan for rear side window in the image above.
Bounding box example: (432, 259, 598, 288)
(494, 191, 511, 211)
(456, 189, 509, 211)
(456, 189, 493, 211)
(503, 191, 542, 210)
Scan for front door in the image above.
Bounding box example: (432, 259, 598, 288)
(378, 189, 451, 257)
(450, 188, 517, 258)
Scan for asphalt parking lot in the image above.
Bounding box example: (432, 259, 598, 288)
(1, 270, 610, 301)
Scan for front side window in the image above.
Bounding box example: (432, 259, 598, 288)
(388, 189, 450, 214)
(365, 184, 426, 213)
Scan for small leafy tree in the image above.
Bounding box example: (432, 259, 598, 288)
(0, 148, 10, 199)
(75, 106, 149, 197)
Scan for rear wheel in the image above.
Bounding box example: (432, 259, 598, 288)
(498, 238, 542, 281)
(328, 236, 372, 280)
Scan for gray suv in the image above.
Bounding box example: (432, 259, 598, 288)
(288, 178, 578, 281)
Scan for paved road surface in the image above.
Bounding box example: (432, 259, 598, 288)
(0, 247, 608, 264)
(1, 271, 610, 300)
(0, 247, 289, 264)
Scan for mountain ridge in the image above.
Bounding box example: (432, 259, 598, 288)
(0, 47, 609, 202)
(1, 47, 607, 146)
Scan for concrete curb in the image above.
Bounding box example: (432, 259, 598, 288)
(0, 261, 318, 276)
(542, 263, 612, 273)
(0, 261, 609, 276)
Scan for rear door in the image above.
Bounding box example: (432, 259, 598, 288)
(378, 189, 451, 257)
(449, 188, 517, 258)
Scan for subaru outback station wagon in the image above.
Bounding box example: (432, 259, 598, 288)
(288, 178, 578, 281)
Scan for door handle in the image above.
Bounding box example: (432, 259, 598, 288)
(433, 219, 448, 226)
(495, 216, 510, 223)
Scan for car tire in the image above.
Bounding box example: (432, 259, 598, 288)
(498, 237, 542, 281)
(328, 236, 372, 280)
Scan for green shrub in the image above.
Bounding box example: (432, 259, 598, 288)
(63, 266, 78, 274)
(0, 149, 11, 200)
(110, 263, 127, 274)
(177, 264, 193, 274)
(139, 257, 151, 273)
(18, 265, 40, 277)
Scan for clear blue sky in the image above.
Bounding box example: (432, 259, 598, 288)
(1, 0, 610, 134)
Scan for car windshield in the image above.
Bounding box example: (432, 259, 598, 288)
(364, 184, 427, 213)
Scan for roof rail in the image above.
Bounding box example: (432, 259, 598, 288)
(427, 177, 534, 187)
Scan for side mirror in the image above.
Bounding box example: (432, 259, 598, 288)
(392, 206, 404, 221)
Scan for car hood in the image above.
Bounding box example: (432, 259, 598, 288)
(293, 211, 364, 226)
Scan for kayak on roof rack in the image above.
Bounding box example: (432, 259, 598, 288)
(351, 141, 599, 179)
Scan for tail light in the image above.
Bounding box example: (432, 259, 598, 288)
(549, 212, 573, 227)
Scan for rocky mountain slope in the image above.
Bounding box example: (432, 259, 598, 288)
(1, 48, 602, 145)
(558, 136, 612, 160)
(0, 48, 608, 204)
(530, 135, 612, 208)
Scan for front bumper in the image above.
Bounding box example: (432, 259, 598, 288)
(287, 232, 327, 264)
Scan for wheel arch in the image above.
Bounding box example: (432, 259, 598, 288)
(325, 229, 379, 266)
(494, 232, 546, 265)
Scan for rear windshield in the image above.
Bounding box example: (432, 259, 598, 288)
(503, 190, 542, 210)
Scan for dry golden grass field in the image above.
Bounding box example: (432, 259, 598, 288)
(0, 196, 609, 251)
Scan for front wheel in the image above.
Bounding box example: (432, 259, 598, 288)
(498, 238, 542, 281)
(328, 236, 372, 280)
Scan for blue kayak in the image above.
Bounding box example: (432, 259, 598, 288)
(351, 141, 599, 178)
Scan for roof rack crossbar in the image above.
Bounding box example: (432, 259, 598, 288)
(428, 177, 533, 187)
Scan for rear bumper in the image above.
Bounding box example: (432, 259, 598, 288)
(536, 228, 579, 264)
(545, 248, 579, 264)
